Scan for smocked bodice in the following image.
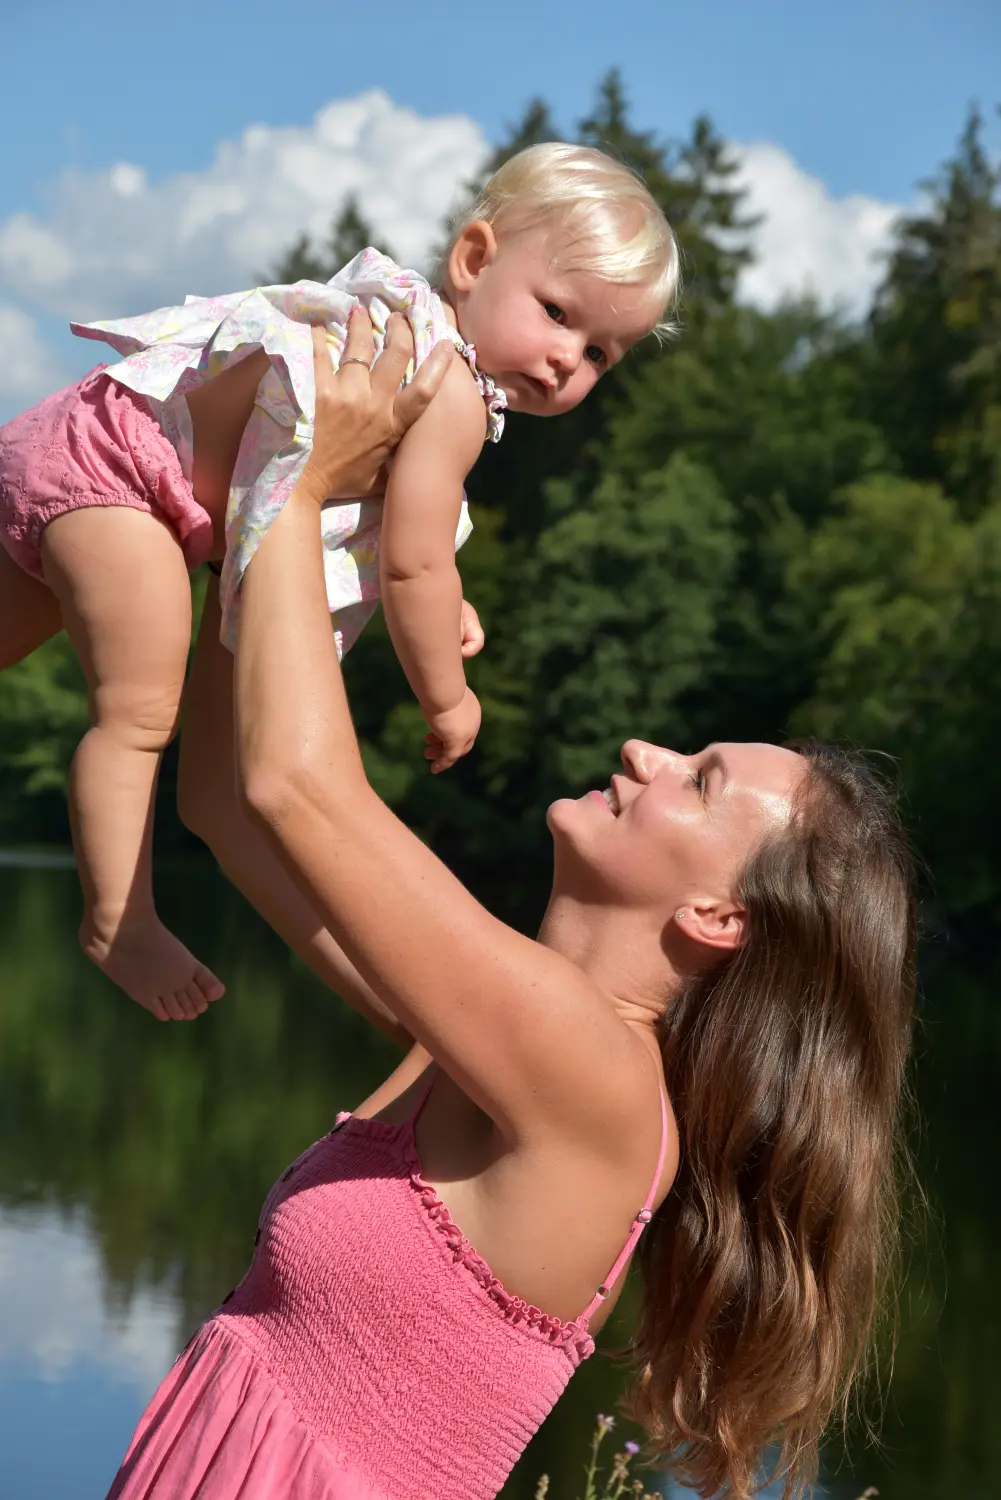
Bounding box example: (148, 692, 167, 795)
(214, 1112, 592, 1500)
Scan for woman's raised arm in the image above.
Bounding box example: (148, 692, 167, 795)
(235, 313, 635, 1140)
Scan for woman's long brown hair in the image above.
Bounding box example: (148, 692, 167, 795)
(627, 742, 917, 1497)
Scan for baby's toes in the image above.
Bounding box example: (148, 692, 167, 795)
(181, 979, 209, 1017)
(158, 988, 190, 1022)
(194, 964, 226, 1004)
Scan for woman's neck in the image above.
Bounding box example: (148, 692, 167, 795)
(538, 891, 679, 1030)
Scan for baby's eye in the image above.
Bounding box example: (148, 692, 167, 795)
(585, 345, 607, 367)
(544, 302, 566, 325)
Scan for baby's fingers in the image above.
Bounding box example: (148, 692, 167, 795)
(423, 731, 454, 775)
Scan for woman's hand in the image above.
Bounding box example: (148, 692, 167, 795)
(301, 309, 454, 504)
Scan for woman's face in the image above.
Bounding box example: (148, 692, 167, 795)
(547, 739, 807, 926)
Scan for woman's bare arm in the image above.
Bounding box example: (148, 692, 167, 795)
(234, 316, 636, 1140)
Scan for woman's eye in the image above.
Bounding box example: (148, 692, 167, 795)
(544, 302, 566, 324)
(585, 345, 607, 367)
(689, 768, 706, 799)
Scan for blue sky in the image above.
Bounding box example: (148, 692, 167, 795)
(3, 0, 996, 210)
(0, 0, 998, 420)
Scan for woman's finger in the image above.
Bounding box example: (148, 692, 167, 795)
(340, 303, 377, 370)
(310, 325, 337, 399)
(370, 312, 417, 398)
(394, 339, 454, 435)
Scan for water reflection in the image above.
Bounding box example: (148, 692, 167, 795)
(0, 860, 997, 1499)
(0, 1204, 177, 1496)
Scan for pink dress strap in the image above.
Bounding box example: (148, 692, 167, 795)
(579, 1080, 670, 1323)
(406, 1063, 439, 1125)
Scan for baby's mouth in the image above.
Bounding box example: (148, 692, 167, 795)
(519, 372, 552, 402)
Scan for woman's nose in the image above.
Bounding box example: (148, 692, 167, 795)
(621, 740, 688, 781)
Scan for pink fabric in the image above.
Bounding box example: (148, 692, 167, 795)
(0, 367, 213, 579)
(105, 1075, 667, 1500)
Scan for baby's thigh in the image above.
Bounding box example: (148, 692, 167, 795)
(0, 545, 63, 669)
(41, 507, 193, 734)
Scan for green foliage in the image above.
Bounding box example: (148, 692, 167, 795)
(0, 633, 87, 841)
(866, 107, 1001, 515)
(791, 475, 1001, 917)
(511, 456, 738, 791)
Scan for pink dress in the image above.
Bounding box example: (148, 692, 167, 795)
(106, 1071, 669, 1500)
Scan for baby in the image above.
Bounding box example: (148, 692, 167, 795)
(0, 143, 678, 1020)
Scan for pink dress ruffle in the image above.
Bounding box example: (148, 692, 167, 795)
(108, 1320, 392, 1500)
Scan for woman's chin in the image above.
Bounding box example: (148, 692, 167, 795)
(546, 793, 599, 839)
(545, 796, 576, 835)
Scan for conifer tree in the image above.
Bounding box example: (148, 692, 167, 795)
(868, 107, 1001, 514)
(268, 193, 391, 284)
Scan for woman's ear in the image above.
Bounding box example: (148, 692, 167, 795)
(673, 899, 748, 954)
(448, 221, 498, 293)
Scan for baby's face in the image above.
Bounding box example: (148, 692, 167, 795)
(453, 227, 661, 417)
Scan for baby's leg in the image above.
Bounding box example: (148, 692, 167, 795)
(177, 578, 412, 1049)
(40, 506, 225, 1022)
(0, 544, 64, 668)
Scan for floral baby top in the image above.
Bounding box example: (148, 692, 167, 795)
(71, 249, 507, 655)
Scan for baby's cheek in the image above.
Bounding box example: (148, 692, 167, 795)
(560, 371, 599, 415)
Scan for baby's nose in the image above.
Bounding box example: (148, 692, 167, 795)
(550, 335, 582, 375)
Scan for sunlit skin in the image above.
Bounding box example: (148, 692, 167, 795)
(541, 739, 808, 1018)
(445, 220, 663, 416)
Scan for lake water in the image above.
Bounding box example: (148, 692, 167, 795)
(0, 858, 997, 1499)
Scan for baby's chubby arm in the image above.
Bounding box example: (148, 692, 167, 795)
(380, 356, 488, 772)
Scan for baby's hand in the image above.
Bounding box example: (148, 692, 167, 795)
(423, 688, 481, 774)
(460, 598, 485, 659)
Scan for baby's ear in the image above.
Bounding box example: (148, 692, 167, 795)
(448, 221, 498, 292)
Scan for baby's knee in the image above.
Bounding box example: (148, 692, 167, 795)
(91, 681, 184, 753)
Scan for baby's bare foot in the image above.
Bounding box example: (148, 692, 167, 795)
(80, 913, 226, 1021)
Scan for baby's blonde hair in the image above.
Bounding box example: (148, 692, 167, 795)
(449, 142, 680, 338)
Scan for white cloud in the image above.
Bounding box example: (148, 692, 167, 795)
(0, 91, 906, 416)
(0, 304, 68, 407)
(0, 89, 488, 324)
(0, 1204, 179, 1394)
(733, 141, 904, 316)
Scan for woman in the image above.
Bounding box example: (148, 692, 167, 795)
(108, 312, 916, 1500)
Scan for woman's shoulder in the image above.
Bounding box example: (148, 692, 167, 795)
(503, 1006, 680, 1209)
(591, 1028, 680, 1207)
